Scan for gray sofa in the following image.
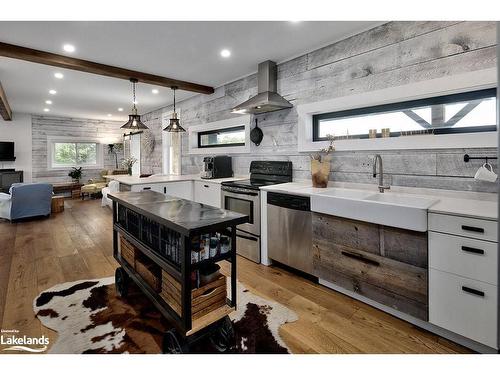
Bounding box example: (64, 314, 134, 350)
(0, 183, 53, 221)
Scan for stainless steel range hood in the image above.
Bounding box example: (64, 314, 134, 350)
(231, 60, 292, 115)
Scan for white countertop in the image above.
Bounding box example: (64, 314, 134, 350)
(104, 174, 249, 185)
(261, 180, 498, 221)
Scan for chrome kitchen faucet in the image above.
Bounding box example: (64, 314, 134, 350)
(373, 154, 391, 193)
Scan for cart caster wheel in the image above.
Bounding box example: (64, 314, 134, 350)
(162, 329, 186, 354)
(210, 316, 234, 353)
(115, 267, 129, 298)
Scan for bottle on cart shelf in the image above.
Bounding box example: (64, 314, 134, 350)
(200, 234, 210, 261)
(209, 234, 219, 258)
(220, 235, 231, 254)
(191, 235, 200, 264)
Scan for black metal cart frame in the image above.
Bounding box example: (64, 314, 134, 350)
(109, 191, 248, 349)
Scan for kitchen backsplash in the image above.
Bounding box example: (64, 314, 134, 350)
(140, 21, 497, 193)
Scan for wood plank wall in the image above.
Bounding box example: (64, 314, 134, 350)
(31, 115, 124, 183)
(141, 21, 497, 192)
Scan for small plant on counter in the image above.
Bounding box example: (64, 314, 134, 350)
(122, 156, 138, 176)
(68, 167, 83, 183)
(310, 134, 335, 188)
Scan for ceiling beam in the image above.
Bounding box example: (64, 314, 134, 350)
(0, 80, 12, 121)
(0, 41, 215, 95)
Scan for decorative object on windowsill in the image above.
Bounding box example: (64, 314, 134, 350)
(68, 167, 83, 184)
(163, 86, 186, 132)
(310, 134, 335, 188)
(121, 78, 149, 130)
(250, 118, 264, 146)
(141, 131, 156, 155)
(381, 128, 391, 138)
(369, 129, 377, 139)
(122, 157, 138, 176)
(107, 143, 123, 169)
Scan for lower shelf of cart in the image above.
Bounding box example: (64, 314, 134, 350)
(116, 255, 235, 337)
(187, 304, 236, 337)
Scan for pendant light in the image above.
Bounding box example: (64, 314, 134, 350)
(121, 78, 148, 130)
(163, 86, 185, 132)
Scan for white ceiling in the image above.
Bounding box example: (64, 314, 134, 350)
(0, 21, 382, 121)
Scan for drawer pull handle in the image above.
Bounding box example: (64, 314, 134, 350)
(204, 185, 209, 188)
(461, 286, 485, 297)
(341, 251, 380, 267)
(461, 225, 484, 233)
(143, 187, 151, 190)
(461, 246, 485, 255)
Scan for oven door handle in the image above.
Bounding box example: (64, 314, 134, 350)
(236, 233, 258, 242)
(222, 189, 259, 197)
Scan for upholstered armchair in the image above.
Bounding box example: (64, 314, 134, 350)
(101, 180, 120, 208)
(0, 183, 53, 221)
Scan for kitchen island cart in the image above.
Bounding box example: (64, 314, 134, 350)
(109, 190, 248, 353)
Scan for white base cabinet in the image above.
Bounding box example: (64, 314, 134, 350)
(130, 181, 193, 200)
(428, 213, 498, 349)
(193, 181, 221, 208)
(429, 269, 498, 349)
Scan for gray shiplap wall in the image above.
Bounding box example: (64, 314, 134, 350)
(32, 115, 124, 183)
(140, 21, 497, 193)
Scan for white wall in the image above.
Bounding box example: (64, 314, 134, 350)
(0, 112, 33, 182)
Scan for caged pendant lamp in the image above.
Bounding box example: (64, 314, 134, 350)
(121, 78, 149, 130)
(163, 86, 185, 132)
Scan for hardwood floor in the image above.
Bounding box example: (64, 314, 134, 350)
(0, 199, 470, 353)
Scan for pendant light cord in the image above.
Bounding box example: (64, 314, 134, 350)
(173, 87, 176, 112)
(132, 81, 137, 114)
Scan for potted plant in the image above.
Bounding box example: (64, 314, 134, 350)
(122, 156, 138, 176)
(68, 167, 83, 184)
(310, 134, 335, 188)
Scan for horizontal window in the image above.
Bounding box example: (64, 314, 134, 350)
(50, 140, 102, 169)
(313, 88, 497, 142)
(198, 125, 246, 148)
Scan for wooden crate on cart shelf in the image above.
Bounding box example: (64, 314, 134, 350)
(135, 254, 162, 292)
(120, 237, 137, 268)
(161, 270, 227, 320)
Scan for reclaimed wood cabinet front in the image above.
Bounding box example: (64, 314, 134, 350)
(312, 213, 428, 321)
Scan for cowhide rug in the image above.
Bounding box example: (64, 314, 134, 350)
(33, 277, 298, 354)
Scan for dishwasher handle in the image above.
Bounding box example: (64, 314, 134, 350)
(267, 192, 310, 211)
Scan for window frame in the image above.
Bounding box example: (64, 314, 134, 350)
(197, 125, 246, 149)
(47, 137, 104, 170)
(312, 88, 497, 142)
(187, 115, 251, 155)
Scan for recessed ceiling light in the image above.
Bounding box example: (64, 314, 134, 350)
(118, 108, 124, 112)
(43, 108, 50, 112)
(49, 89, 57, 95)
(54, 72, 64, 79)
(63, 44, 75, 53)
(45, 100, 52, 105)
(133, 100, 138, 105)
(152, 89, 159, 94)
(107, 114, 112, 117)
(220, 49, 231, 58)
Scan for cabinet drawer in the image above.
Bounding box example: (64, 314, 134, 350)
(429, 232, 498, 285)
(428, 213, 497, 242)
(429, 269, 498, 349)
(194, 181, 221, 208)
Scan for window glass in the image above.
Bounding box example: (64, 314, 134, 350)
(54, 143, 77, 165)
(52, 141, 99, 167)
(313, 89, 497, 141)
(198, 126, 245, 148)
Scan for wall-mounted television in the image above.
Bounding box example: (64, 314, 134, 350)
(0, 142, 15, 161)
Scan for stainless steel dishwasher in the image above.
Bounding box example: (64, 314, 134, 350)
(267, 192, 312, 274)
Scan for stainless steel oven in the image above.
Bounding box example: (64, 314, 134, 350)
(221, 186, 260, 235)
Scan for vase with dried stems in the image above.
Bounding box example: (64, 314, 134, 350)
(310, 134, 335, 188)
